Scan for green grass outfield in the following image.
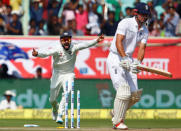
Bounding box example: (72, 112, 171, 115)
(0, 119, 181, 129)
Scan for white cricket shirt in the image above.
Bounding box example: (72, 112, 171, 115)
(37, 39, 97, 74)
(0, 99, 17, 110)
(110, 17, 149, 57)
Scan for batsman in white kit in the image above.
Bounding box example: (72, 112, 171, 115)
(106, 2, 151, 130)
(32, 32, 104, 124)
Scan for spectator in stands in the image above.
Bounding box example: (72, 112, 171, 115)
(28, 26, 36, 35)
(125, 7, 133, 18)
(35, 67, 42, 79)
(28, 18, 36, 29)
(147, 1, 157, 22)
(2, 5, 12, 24)
(0, 90, 17, 110)
(6, 11, 23, 35)
(65, 19, 83, 36)
(58, 17, 64, 35)
(84, 24, 92, 36)
(37, 19, 47, 35)
(30, 0, 43, 24)
(75, 4, 88, 35)
(134, 0, 141, 7)
(162, 0, 174, 12)
(47, 15, 61, 35)
(176, 1, 181, 17)
(102, 11, 117, 36)
(0, 15, 5, 34)
(160, 13, 165, 21)
(0, 0, 6, 15)
(164, 5, 180, 37)
(0, 63, 16, 79)
(67, 0, 79, 10)
(119, 11, 124, 22)
(176, 1, 181, 36)
(62, 2, 76, 27)
(28, 18, 38, 35)
(105, 0, 122, 22)
(87, 2, 103, 35)
(159, 20, 165, 37)
(41, 0, 48, 21)
(10, 0, 23, 15)
(148, 21, 161, 36)
(47, 0, 62, 18)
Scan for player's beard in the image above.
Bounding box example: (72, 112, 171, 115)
(62, 43, 71, 50)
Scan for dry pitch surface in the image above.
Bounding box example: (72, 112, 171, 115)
(0, 127, 181, 131)
(0, 119, 181, 131)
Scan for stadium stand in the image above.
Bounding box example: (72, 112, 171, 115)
(0, 0, 180, 36)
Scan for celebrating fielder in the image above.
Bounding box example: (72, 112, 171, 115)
(106, 2, 150, 130)
(32, 32, 104, 124)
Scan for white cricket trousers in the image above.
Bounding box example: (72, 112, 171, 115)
(49, 70, 75, 115)
(106, 52, 138, 92)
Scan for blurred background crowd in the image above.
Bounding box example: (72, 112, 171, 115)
(0, 0, 180, 37)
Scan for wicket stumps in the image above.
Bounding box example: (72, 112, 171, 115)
(65, 81, 69, 129)
(71, 82, 74, 128)
(77, 90, 80, 128)
(65, 81, 80, 128)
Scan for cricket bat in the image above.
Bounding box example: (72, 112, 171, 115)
(137, 65, 173, 78)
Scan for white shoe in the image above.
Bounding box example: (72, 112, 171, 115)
(56, 114, 63, 124)
(52, 110, 58, 121)
(113, 122, 128, 130)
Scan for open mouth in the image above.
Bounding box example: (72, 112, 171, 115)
(63, 44, 70, 49)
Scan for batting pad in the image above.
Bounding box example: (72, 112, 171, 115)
(116, 84, 131, 100)
(128, 89, 143, 109)
(113, 98, 129, 125)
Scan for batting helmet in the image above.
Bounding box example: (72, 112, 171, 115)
(135, 2, 151, 16)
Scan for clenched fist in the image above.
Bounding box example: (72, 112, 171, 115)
(32, 48, 38, 57)
(96, 34, 104, 43)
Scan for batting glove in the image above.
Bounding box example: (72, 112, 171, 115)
(119, 56, 131, 71)
(131, 59, 141, 74)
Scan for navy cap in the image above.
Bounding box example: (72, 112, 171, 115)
(60, 32, 72, 39)
(135, 2, 150, 15)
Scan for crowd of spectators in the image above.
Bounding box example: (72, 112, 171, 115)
(0, 63, 42, 79)
(0, 0, 180, 37)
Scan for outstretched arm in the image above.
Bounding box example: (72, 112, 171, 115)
(75, 34, 104, 51)
(32, 47, 57, 58)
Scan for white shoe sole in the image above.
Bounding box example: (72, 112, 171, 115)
(113, 127, 128, 130)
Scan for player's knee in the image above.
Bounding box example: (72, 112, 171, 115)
(128, 89, 143, 109)
(116, 84, 131, 100)
(49, 97, 56, 105)
(131, 89, 142, 102)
